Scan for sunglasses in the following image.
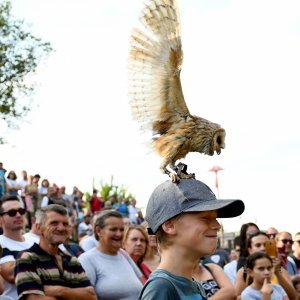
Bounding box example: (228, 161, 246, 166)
(267, 233, 276, 239)
(295, 240, 300, 245)
(280, 239, 293, 244)
(0, 208, 26, 217)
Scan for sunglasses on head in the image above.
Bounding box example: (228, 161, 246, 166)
(280, 239, 293, 244)
(0, 208, 26, 217)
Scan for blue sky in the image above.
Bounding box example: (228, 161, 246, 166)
(1, 0, 300, 234)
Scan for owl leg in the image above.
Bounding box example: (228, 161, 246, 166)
(160, 160, 180, 183)
(175, 162, 195, 179)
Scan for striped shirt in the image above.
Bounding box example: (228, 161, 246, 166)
(15, 243, 91, 299)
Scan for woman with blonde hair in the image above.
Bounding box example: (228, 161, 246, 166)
(123, 225, 152, 282)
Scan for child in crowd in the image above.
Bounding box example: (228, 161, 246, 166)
(241, 252, 288, 300)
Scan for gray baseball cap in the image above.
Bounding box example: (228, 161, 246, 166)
(146, 179, 245, 233)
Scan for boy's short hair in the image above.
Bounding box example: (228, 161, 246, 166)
(146, 179, 244, 235)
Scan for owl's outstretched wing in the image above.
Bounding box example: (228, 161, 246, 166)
(129, 0, 190, 135)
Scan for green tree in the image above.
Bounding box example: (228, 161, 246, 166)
(0, 0, 52, 142)
(98, 176, 135, 202)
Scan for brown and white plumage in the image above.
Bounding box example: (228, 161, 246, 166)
(129, 0, 226, 180)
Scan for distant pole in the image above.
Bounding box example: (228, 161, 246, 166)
(209, 165, 223, 198)
(209, 165, 224, 247)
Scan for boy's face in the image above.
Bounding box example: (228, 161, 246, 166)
(174, 210, 220, 257)
(249, 257, 273, 285)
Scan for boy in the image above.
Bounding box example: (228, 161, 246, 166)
(140, 179, 245, 299)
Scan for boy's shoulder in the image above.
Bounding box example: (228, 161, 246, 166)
(140, 269, 205, 300)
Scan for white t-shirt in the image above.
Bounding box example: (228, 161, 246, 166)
(241, 284, 287, 300)
(79, 248, 143, 300)
(80, 235, 98, 252)
(0, 235, 34, 299)
(23, 231, 40, 244)
(223, 260, 237, 283)
(17, 179, 28, 197)
(128, 205, 139, 224)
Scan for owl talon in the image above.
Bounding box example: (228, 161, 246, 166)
(169, 172, 180, 183)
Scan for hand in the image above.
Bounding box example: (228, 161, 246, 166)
(272, 257, 281, 272)
(261, 278, 273, 296)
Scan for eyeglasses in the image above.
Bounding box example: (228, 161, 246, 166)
(280, 239, 293, 244)
(0, 208, 26, 217)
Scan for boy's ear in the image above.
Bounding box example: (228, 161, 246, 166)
(95, 225, 102, 239)
(162, 219, 177, 236)
(36, 223, 42, 232)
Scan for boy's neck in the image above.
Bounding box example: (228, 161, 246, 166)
(158, 247, 199, 280)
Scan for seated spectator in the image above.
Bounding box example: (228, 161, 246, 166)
(241, 252, 288, 300)
(79, 213, 100, 252)
(136, 209, 145, 225)
(24, 209, 84, 257)
(15, 204, 96, 300)
(77, 214, 93, 239)
(224, 222, 259, 284)
(128, 198, 139, 224)
(203, 247, 230, 268)
(266, 226, 279, 240)
(224, 237, 241, 283)
(292, 275, 300, 298)
(291, 232, 300, 274)
(38, 178, 50, 205)
(276, 231, 298, 276)
(89, 189, 103, 214)
(192, 259, 236, 299)
(0, 162, 7, 198)
(6, 171, 21, 196)
(79, 210, 143, 300)
(235, 231, 297, 300)
(141, 221, 160, 272)
(123, 225, 152, 282)
(103, 200, 112, 210)
(0, 195, 34, 299)
(123, 216, 132, 227)
(237, 222, 260, 272)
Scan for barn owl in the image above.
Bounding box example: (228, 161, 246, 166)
(128, 0, 226, 182)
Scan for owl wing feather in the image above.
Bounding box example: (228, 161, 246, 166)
(129, 0, 190, 135)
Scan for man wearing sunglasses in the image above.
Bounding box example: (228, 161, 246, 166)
(276, 231, 298, 276)
(291, 232, 300, 275)
(0, 194, 34, 299)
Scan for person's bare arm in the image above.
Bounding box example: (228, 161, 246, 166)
(44, 285, 97, 300)
(0, 261, 15, 283)
(234, 267, 247, 297)
(24, 295, 57, 300)
(206, 263, 236, 300)
(275, 267, 297, 300)
(0, 274, 4, 294)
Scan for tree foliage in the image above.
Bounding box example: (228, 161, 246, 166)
(0, 0, 52, 138)
(97, 176, 135, 202)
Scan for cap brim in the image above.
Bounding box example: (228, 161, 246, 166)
(183, 199, 245, 218)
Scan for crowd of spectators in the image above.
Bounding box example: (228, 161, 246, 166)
(0, 162, 299, 299)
